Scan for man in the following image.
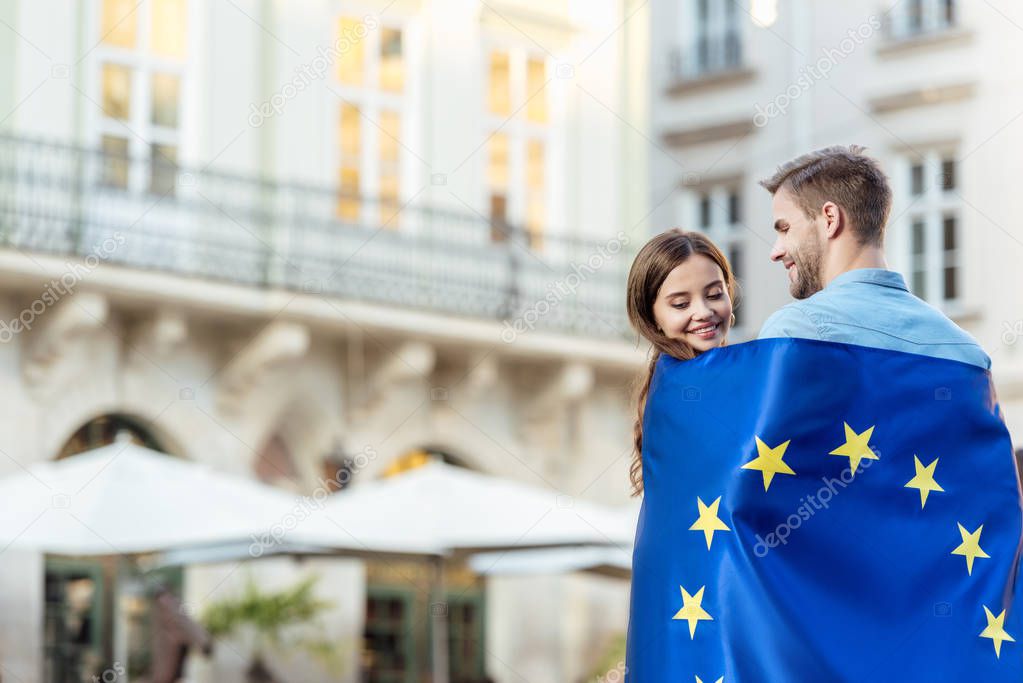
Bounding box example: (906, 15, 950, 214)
(757, 145, 990, 370)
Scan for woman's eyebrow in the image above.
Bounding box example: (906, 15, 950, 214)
(664, 280, 723, 298)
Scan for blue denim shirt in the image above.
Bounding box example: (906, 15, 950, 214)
(757, 268, 991, 369)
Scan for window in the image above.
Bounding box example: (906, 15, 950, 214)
(900, 153, 960, 307)
(335, 17, 408, 226)
(485, 47, 551, 250)
(44, 560, 105, 683)
(441, 594, 486, 680)
(95, 0, 187, 195)
(888, 0, 957, 40)
(363, 590, 415, 683)
(672, 0, 742, 81)
(685, 185, 745, 327)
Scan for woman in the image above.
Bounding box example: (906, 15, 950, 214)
(625, 228, 739, 496)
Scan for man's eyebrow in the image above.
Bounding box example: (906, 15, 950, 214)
(774, 219, 788, 232)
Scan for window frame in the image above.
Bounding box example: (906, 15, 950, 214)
(894, 150, 962, 310)
(675, 0, 744, 80)
(887, 0, 958, 41)
(678, 183, 747, 330)
(481, 39, 555, 251)
(85, 0, 196, 195)
(331, 11, 420, 229)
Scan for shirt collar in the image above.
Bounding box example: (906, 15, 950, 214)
(826, 268, 909, 292)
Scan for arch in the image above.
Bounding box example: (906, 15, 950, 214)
(357, 428, 524, 483)
(249, 385, 342, 491)
(56, 413, 168, 460)
(49, 408, 189, 461)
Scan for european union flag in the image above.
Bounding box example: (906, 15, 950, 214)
(626, 338, 1023, 681)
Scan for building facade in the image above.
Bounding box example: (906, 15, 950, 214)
(649, 0, 1023, 448)
(0, 1, 650, 681)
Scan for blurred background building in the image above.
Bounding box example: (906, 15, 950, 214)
(0, 0, 649, 681)
(2, 0, 1023, 681)
(648, 0, 1023, 449)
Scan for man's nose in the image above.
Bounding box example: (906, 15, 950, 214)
(769, 237, 785, 262)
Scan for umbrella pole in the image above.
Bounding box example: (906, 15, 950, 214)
(430, 555, 450, 683)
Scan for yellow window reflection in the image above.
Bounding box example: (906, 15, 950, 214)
(340, 104, 361, 157)
(379, 110, 401, 226)
(488, 50, 511, 116)
(101, 63, 132, 120)
(338, 104, 362, 220)
(379, 28, 404, 92)
(100, 0, 138, 49)
(526, 57, 548, 123)
(338, 166, 361, 220)
(338, 17, 365, 86)
(150, 0, 187, 59)
(489, 133, 509, 242)
(526, 140, 545, 249)
(487, 133, 509, 190)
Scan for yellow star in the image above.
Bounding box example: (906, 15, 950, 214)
(689, 496, 731, 550)
(904, 455, 944, 508)
(672, 585, 713, 639)
(951, 523, 990, 575)
(742, 437, 796, 491)
(980, 605, 1015, 657)
(695, 677, 724, 683)
(828, 422, 878, 475)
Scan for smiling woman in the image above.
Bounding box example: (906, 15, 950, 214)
(625, 229, 739, 496)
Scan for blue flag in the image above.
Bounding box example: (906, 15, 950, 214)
(626, 338, 1023, 681)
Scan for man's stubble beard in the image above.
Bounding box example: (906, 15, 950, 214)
(791, 236, 825, 300)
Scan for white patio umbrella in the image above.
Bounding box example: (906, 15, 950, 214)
(0, 440, 427, 556)
(301, 460, 635, 553)
(468, 544, 633, 580)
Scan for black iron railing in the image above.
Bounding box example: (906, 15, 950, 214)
(0, 133, 632, 339)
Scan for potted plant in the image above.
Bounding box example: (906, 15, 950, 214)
(201, 575, 346, 682)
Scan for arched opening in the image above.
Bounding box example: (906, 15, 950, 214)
(46, 415, 185, 683)
(252, 432, 299, 488)
(56, 413, 167, 460)
(380, 446, 472, 478)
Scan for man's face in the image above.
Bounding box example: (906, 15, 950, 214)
(769, 188, 825, 299)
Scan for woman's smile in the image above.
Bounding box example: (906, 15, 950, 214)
(687, 322, 720, 340)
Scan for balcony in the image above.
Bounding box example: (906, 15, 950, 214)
(0, 134, 631, 340)
(666, 32, 753, 95)
(879, 0, 968, 53)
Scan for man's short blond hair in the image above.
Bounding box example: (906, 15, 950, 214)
(760, 145, 892, 247)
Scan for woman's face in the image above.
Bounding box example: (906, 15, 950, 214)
(652, 254, 733, 353)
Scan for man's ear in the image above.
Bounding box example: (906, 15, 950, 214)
(821, 201, 842, 239)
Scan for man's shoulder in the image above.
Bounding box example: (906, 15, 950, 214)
(757, 300, 824, 340)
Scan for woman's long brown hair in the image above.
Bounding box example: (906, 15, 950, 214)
(625, 229, 738, 496)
